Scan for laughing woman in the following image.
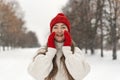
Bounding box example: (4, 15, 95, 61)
(28, 13, 90, 80)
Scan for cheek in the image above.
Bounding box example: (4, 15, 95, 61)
(63, 29, 68, 32)
(62, 30, 67, 33)
(51, 27, 56, 32)
(52, 30, 55, 32)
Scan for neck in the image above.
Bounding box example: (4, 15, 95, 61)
(55, 41, 64, 50)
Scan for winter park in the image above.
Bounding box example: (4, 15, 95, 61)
(0, 0, 120, 80)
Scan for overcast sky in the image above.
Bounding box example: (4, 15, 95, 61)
(17, 0, 68, 45)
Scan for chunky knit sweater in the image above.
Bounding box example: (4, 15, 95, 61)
(28, 42, 90, 80)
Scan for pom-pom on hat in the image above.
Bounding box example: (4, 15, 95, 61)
(50, 13, 71, 32)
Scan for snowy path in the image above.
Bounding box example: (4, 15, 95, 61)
(0, 48, 38, 80)
(0, 48, 120, 80)
(84, 50, 120, 80)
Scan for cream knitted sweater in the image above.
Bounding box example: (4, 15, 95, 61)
(28, 42, 90, 80)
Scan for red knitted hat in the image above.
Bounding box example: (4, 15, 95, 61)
(50, 13, 71, 32)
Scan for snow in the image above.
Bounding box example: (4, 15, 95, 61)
(0, 48, 37, 80)
(84, 50, 120, 80)
(0, 48, 120, 80)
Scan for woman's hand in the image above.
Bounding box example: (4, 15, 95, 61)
(63, 30, 72, 46)
(47, 32, 56, 48)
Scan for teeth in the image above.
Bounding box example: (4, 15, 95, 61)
(56, 34, 63, 36)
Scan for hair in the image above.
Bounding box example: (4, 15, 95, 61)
(33, 41, 76, 80)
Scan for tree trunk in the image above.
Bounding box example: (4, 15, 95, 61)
(112, 23, 117, 60)
(100, 24, 104, 57)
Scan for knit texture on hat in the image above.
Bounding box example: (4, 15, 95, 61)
(50, 13, 70, 32)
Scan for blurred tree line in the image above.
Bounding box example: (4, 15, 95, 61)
(62, 0, 120, 60)
(0, 0, 40, 51)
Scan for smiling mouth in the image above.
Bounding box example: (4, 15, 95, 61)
(56, 34, 63, 37)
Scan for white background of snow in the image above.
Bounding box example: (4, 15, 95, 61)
(0, 48, 120, 80)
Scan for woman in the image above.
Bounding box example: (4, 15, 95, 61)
(28, 13, 90, 80)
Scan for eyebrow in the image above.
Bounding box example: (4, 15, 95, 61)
(53, 23, 67, 28)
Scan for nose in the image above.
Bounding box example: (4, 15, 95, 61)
(58, 28, 62, 33)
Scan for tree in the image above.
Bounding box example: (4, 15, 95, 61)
(18, 31, 40, 48)
(0, 0, 40, 51)
(62, 0, 120, 60)
(62, 0, 97, 54)
(107, 0, 120, 60)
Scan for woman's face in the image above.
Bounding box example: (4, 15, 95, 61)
(52, 23, 68, 42)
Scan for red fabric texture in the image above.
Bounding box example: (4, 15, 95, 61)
(47, 32, 56, 48)
(50, 13, 71, 32)
(64, 31, 72, 46)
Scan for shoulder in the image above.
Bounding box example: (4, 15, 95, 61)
(32, 47, 47, 60)
(36, 47, 47, 54)
(74, 47, 84, 54)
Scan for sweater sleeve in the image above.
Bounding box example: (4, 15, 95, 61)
(62, 46, 90, 80)
(27, 47, 56, 80)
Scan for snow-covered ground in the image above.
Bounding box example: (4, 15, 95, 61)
(0, 48, 120, 80)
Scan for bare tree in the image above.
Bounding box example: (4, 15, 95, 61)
(106, 0, 120, 60)
(0, 0, 40, 51)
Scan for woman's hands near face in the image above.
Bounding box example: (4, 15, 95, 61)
(63, 30, 72, 46)
(47, 32, 56, 48)
(47, 30, 72, 48)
